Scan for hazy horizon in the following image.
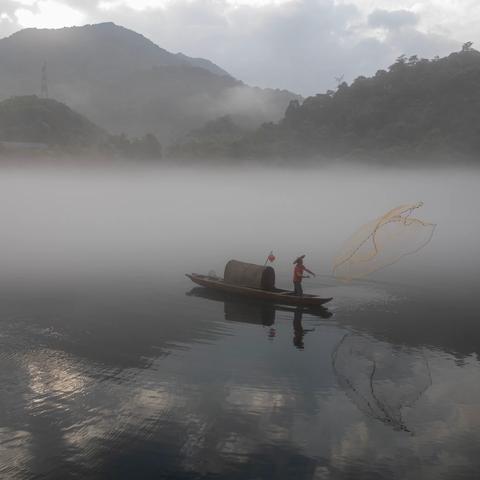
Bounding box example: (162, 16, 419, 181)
(0, 162, 477, 292)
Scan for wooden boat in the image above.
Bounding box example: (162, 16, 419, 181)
(186, 273, 333, 307)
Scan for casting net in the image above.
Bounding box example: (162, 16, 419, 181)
(333, 202, 436, 280)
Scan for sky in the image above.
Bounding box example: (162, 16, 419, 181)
(0, 0, 478, 95)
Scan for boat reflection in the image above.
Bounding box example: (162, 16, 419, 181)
(187, 287, 332, 349)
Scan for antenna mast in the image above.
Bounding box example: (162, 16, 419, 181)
(41, 62, 49, 98)
(334, 74, 345, 87)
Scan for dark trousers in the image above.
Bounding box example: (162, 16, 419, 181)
(293, 282, 303, 296)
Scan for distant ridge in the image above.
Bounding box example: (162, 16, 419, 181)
(174, 52, 231, 77)
(0, 23, 299, 144)
(2, 22, 230, 77)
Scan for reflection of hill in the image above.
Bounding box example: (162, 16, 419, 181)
(2, 286, 333, 480)
(0, 286, 224, 370)
(92, 427, 322, 480)
(336, 294, 480, 360)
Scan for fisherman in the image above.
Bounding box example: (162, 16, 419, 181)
(293, 255, 316, 296)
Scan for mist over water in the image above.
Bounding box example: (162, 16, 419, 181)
(0, 163, 478, 288)
(1, 162, 480, 479)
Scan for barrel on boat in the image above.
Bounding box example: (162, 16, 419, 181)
(224, 260, 275, 291)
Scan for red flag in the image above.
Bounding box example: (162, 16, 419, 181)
(267, 252, 276, 262)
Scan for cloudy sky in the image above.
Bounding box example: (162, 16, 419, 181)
(0, 0, 477, 95)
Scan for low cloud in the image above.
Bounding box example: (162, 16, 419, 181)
(368, 8, 418, 30)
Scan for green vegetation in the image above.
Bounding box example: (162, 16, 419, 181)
(4, 45, 480, 163)
(0, 95, 105, 146)
(0, 95, 162, 159)
(169, 115, 246, 158)
(176, 46, 480, 162)
(107, 132, 163, 160)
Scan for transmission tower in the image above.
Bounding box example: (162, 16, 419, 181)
(41, 62, 49, 98)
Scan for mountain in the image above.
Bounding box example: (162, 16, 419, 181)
(231, 46, 480, 161)
(0, 23, 300, 144)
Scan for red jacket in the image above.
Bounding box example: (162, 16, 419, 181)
(293, 264, 305, 283)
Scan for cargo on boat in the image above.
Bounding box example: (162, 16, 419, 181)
(186, 259, 333, 307)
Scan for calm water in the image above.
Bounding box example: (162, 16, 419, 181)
(1, 165, 479, 479)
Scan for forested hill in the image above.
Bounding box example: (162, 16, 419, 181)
(0, 95, 105, 146)
(232, 45, 480, 161)
(0, 96, 162, 159)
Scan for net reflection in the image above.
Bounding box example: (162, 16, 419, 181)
(332, 333, 432, 432)
(187, 287, 332, 350)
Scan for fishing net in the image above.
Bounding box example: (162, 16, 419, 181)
(333, 202, 436, 280)
(332, 334, 432, 432)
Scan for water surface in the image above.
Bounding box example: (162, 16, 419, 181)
(1, 165, 479, 479)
